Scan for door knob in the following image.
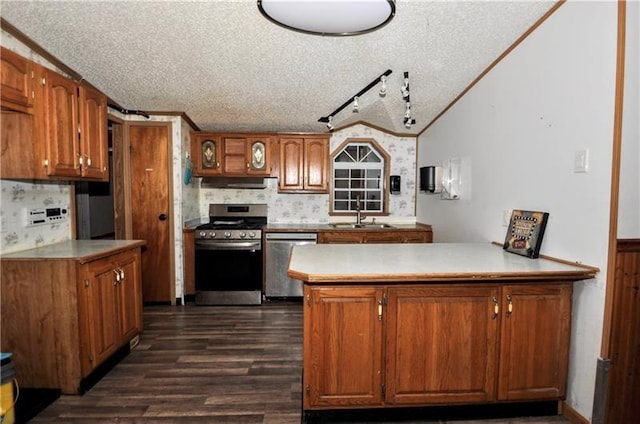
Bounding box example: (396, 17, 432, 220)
(158, 214, 168, 221)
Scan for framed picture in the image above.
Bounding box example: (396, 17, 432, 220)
(503, 210, 549, 258)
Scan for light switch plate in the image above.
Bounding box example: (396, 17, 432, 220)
(574, 150, 589, 173)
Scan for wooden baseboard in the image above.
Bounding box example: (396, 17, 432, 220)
(562, 401, 590, 424)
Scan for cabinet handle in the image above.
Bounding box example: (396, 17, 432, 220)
(85, 155, 92, 167)
(492, 296, 499, 319)
(378, 299, 383, 321)
(43, 159, 49, 168)
(506, 295, 513, 317)
(119, 268, 125, 281)
(113, 269, 121, 283)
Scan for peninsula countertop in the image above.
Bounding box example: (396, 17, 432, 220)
(287, 242, 598, 283)
(1, 239, 145, 263)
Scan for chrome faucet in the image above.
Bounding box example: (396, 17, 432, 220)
(355, 195, 367, 225)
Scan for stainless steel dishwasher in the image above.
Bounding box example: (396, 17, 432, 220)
(265, 232, 317, 297)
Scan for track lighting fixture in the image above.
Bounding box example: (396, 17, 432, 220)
(401, 72, 410, 99)
(379, 76, 387, 97)
(404, 101, 411, 119)
(404, 118, 416, 129)
(318, 69, 392, 125)
(326, 116, 334, 131)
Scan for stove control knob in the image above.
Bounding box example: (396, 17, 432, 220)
(210, 232, 216, 239)
(199, 231, 208, 238)
(224, 231, 231, 239)
(240, 232, 247, 239)
(249, 232, 256, 239)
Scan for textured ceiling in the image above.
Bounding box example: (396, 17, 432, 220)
(0, 0, 555, 135)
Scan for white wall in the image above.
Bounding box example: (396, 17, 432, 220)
(416, 1, 617, 420)
(618, 0, 640, 238)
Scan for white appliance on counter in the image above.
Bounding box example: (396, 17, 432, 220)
(265, 232, 317, 297)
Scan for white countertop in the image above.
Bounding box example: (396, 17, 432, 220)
(287, 242, 598, 283)
(1, 240, 145, 263)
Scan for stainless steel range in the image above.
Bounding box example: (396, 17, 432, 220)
(194, 204, 267, 305)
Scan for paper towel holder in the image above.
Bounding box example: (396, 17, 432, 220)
(420, 166, 442, 194)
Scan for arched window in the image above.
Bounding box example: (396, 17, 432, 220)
(331, 139, 389, 215)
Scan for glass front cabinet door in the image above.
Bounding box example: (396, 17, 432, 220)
(191, 135, 222, 176)
(247, 137, 271, 175)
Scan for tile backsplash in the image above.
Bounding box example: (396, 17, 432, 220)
(0, 179, 72, 254)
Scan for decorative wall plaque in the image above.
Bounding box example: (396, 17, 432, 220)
(503, 210, 549, 259)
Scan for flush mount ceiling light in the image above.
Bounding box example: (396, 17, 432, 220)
(257, 0, 396, 36)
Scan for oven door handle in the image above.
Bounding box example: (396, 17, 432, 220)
(195, 241, 262, 250)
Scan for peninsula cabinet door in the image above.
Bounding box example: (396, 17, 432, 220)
(116, 252, 143, 341)
(304, 286, 384, 409)
(385, 285, 500, 405)
(79, 258, 121, 374)
(497, 283, 572, 401)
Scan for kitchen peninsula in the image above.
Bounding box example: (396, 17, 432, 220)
(1, 240, 145, 394)
(288, 243, 598, 414)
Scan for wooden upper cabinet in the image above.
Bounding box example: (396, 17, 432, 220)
(221, 136, 247, 175)
(304, 285, 385, 409)
(191, 134, 222, 176)
(43, 70, 109, 180)
(44, 70, 80, 178)
(1, 47, 34, 113)
(305, 137, 329, 191)
(279, 137, 304, 190)
(0, 50, 108, 181)
(78, 83, 108, 180)
(497, 283, 572, 401)
(190, 133, 272, 177)
(386, 285, 499, 405)
(279, 135, 329, 193)
(246, 136, 271, 175)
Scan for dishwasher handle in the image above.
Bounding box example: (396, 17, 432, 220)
(265, 232, 317, 242)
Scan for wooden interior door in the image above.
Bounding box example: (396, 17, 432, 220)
(128, 123, 173, 303)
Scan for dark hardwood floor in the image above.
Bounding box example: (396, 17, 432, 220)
(30, 301, 568, 423)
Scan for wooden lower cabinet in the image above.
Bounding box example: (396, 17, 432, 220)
(386, 285, 499, 405)
(497, 284, 572, 400)
(304, 286, 385, 409)
(318, 229, 432, 244)
(303, 282, 572, 410)
(1, 246, 143, 394)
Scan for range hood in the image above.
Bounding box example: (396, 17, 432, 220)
(200, 177, 267, 189)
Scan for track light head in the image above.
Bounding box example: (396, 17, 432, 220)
(379, 76, 387, 97)
(327, 116, 335, 131)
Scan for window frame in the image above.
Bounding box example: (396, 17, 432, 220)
(329, 138, 390, 217)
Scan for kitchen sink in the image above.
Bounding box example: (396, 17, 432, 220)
(330, 223, 394, 229)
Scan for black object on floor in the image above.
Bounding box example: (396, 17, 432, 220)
(14, 388, 61, 424)
(302, 401, 559, 423)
